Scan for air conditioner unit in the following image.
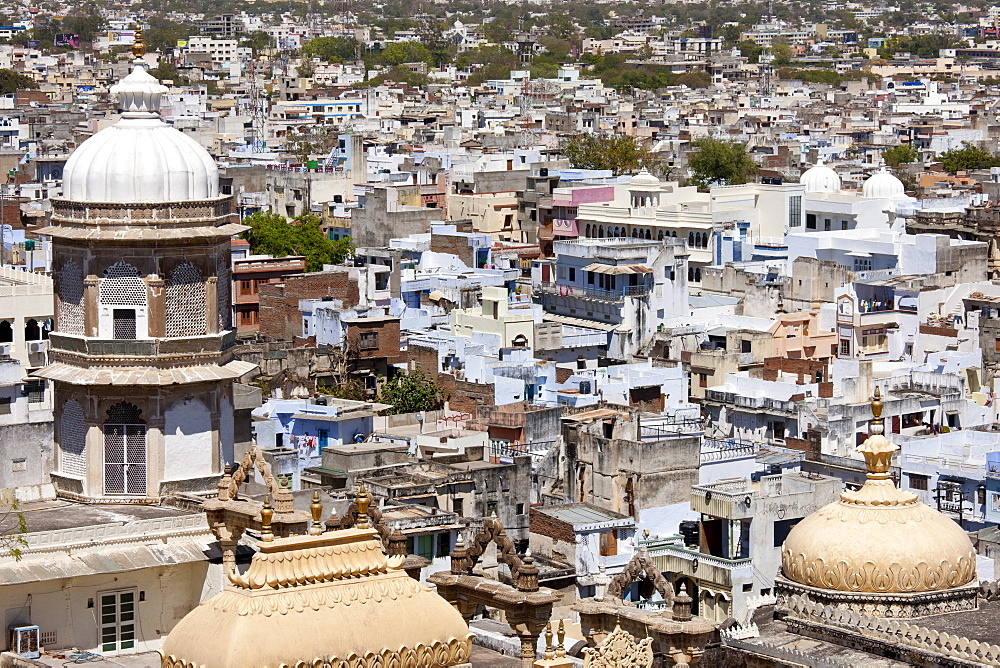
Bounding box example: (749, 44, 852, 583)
(0, 344, 10, 357)
(9, 625, 39, 659)
(28, 341, 47, 354)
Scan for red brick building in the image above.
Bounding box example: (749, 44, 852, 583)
(232, 255, 307, 333)
(258, 270, 361, 340)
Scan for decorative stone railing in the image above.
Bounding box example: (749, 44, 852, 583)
(784, 593, 1000, 666)
(4, 514, 210, 557)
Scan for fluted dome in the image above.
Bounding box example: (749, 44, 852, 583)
(863, 167, 906, 199)
(629, 168, 661, 189)
(162, 525, 473, 668)
(781, 391, 976, 595)
(61, 64, 219, 203)
(800, 158, 841, 193)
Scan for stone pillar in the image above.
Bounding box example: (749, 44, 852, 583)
(519, 633, 540, 668)
(83, 276, 99, 337)
(146, 275, 165, 338)
(206, 276, 219, 335)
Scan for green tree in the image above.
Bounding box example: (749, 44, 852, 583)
(302, 35, 359, 63)
(376, 41, 432, 66)
(377, 371, 445, 415)
(0, 69, 38, 94)
(737, 40, 763, 64)
(882, 144, 918, 170)
(242, 212, 354, 272)
(561, 133, 658, 175)
(937, 142, 1000, 174)
(61, 4, 103, 43)
(687, 138, 757, 190)
(771, 42, 794, 66)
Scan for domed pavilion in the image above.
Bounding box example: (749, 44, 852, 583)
(776, 388, 979, 618)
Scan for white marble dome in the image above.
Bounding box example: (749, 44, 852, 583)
(800, 159, 841, 193)
(862, 167, 906, 199)
(629, 168, 661, 189)
(62, 65, 219, 203)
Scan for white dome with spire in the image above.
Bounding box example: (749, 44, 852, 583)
(800, 158, 841, 193)
(629, 168, 661, 189)
(61, 64, 219, 203)
(863, 167, 906, 199)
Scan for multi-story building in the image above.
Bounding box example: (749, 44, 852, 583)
(534, 237, 688, 359)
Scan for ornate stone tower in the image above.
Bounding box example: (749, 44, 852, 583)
(36, 39, 254, 502)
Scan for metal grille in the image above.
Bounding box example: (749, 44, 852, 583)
(112, 309, 136, 340)
(165, 262, 206, 337)
(103, 402, 146, 496)
(58, 259, 85, 335)
(99, 262, 146, 306)
(216, 254, 231, 330)
(60, 399, 87, 477)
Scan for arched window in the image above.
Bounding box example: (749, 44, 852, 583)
(645, 229, 652, 240)
(60, 399, 87, 478)
(100, 262, 146, 340)
(631, 228, 638, 238)
(103, 401, 146, 496)
(24, 318, 40, 341)
(658, 230, 664, 241)
(165, 262, 207, 337)
(0, 321, 11, 343)
(695, 267, 702, 282)
(585, 224, 591, 238)
(688, 232, 695, 246)
(512, 334, 528, 348)
(598, 225, 604, 238)
(58, 259, 85, 335)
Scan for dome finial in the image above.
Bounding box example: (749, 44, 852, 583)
(131, 26, 145, 60)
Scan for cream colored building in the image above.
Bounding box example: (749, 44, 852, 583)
(450, 286, 536, 349)
(447, 190, 520, 241)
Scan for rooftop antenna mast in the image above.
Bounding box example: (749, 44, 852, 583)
(246, 59, 267, 153)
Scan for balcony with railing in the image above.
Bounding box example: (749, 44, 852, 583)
(536, 281, 650, 302)
(691, 479, 756, 520)
(646, 540, 752, 588)
(703, 390, 797, 415)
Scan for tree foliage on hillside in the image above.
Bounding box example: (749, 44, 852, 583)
(561, 134, 659, 176)
(937, 142, 1000, 174)
(687, 138, 757, 190)
(241, 212, 354, 272)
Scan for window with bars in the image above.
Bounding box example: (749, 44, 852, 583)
(103, 402, 146, 496)
(24, 380, 44, 403)
(112, 309, 136, 340)
(359, 331, 379, 349)
(165, 263, 207, 337)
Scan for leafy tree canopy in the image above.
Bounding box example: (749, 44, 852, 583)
(376, 41, 433, 67)
(377, 371, 445, 415)
(937, 142, 1000, 174)
(302, 35, 359, 63)
(882, 144, 919, 170)
(241, 212, 354, 272)
(687, 138, 757, 190)
(0, 69, 38, 94)
(561, 133, 658, 176)
(238, 31, 273, 57)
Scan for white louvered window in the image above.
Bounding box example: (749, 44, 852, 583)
(165, 262, 206, 337)
(60, 399, 86, 477)
(58, 259, 85, 335)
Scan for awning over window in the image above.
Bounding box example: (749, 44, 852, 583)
(582, 263, 653, 275)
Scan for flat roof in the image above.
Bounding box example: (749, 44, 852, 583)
(17, 501, 196, 533)
(538, 504, 629, 526)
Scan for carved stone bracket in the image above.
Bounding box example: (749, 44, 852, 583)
(583, 624, 654, 668)
(452, 515, 538, 592)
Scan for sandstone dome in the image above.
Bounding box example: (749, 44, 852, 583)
(800, 158, 842, 193)
(781, 390, 976, 595)
(862, 167, 906, 199)
(61, 64, 219, 203)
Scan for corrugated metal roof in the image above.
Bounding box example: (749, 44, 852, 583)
(543, 506, 625, 525)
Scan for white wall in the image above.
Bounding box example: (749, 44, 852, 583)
(163, 398, 212, 481)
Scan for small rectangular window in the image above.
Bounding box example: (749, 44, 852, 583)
(568, 267, 576, 282)
(0, 397, 10, 415)
(910, 474, 929, 491)
(359, 332, 378, 350)
(25, 380, 44, 403)
(840, 339, 851, 356)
